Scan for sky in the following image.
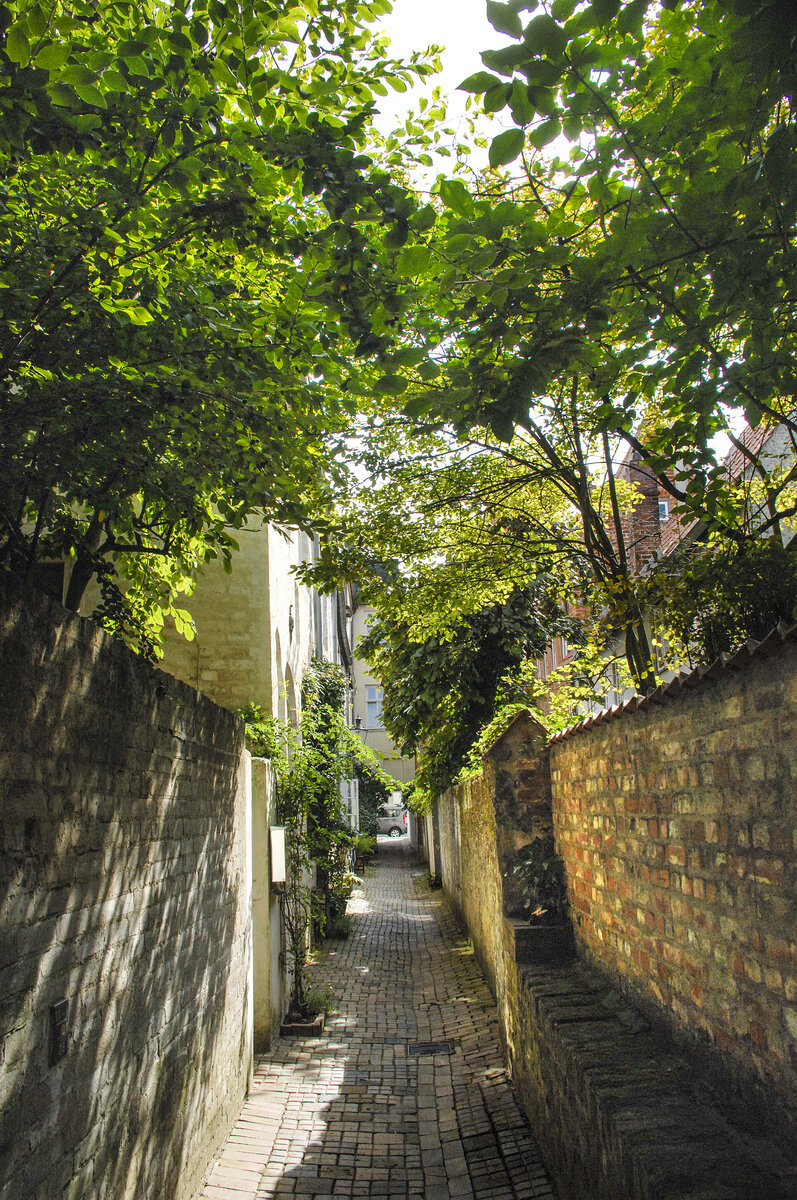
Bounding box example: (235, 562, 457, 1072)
(371, 0, 510, 153)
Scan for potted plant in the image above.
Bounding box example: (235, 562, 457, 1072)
(510, 833, 574, 964)
(352, 832, 376, 870)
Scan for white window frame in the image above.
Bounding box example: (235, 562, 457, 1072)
(365, 685, 384, 729)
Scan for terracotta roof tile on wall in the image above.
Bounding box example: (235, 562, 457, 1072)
(549, 621, 797, 743)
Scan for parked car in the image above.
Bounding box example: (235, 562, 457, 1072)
(377, 804, 407, 838)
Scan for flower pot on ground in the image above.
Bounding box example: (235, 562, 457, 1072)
(281, 983, 336, 1036)
(280, 1011, 325, 1037)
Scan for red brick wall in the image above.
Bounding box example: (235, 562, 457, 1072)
(551, 646, 797, 1112)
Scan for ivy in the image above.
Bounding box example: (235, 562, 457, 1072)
(241, 659, 390, 1017)
(649, 537, 797, 665)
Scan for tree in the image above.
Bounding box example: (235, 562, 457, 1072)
(0, 0, 436, 652)
(354, 759, 390, 838)
(446, 0, 797, 523)
(647, 535, 797, 665)
(301, 418, 597, 796)
(328, 0, 797, 689)
(359, 581, 579, 799)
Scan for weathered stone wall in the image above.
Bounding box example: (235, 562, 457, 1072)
(438, 765, 505, 1000)
(435, 717, 555, 1077)
(551, 643, 797, 1125)
(433, 700, 796, 1199)
(0, 573, 252, 1200)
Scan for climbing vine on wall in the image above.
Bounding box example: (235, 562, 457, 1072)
(240, 661, 390, 1017)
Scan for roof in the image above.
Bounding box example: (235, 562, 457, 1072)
(550, 620, 797, 744)
(658, 421, 779, 558)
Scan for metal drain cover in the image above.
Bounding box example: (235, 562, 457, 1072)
(408, 1041, 453, 1056)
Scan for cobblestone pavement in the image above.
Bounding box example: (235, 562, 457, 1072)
(198, 840, 558, 1200)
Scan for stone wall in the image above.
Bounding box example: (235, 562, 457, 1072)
(0, 573, 252, 1200)
(434, 718, 559, 1082)
(551, 641, 797, 1128)
(430, 691, 796, 1198)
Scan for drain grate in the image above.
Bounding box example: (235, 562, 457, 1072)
(407, 1041, 453, 1056)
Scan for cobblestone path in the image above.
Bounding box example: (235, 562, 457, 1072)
(198, 840, 558, 1200)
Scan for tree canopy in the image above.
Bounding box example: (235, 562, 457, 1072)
(0, 0, 436, 651)
(304, 0, 797, 792)
(366, 0, 797, 535)
(3, 0, 795, 711)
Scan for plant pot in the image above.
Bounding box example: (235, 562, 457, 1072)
(280, 1012, 325, 1037)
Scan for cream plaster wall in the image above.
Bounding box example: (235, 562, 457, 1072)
(351, 605, 415, 786)
(158, 519, 272, 712)
(151, 523, 339, 722)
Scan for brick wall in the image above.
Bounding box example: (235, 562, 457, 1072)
(430, 708, 795, 1198)
(435, 717, 559, 1069)
(0, 573, 252, 1200)
(551, 642, 797, 1125)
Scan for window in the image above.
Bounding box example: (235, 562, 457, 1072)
(366, 685, 384, 729)
(658, 499, 670, 523)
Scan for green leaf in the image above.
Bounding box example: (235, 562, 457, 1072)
(375, 374, 409, 395)
(6, 24, 31, 67)
(492, 407, 521, 450)
(128, 306, 154, 325)
(508, 79, 536, 125)
(61, 63, 96, 87)
(438, 178, 472, 216)
(396, 245, 432, 275)
(35, 42, 71, 71)
(523, 13, 568, 56)
(486, 2, 523, 38)
(458, 71, 504, 94)
(586, 0, 621, 25)
(74, 83, 106, 108)
(384, 221, 410, 248)
(480, 45, 529, 76)
(484, 84, 511, 113)
(46, 80, 77, 108)
(521, 58, 563, 87)
(404, 393, 435, 417)
(411, 204, 437, 232)
(762, 124, 797, 190)
(488, 127, 525, 168)
(527, 116, 561, 148)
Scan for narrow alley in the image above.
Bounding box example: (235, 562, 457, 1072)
(198, 842, 558, 1200)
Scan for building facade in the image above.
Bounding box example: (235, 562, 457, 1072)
(351, 602, 415, 789)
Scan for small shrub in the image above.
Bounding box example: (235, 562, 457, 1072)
(650, 537, 797, 664)
(353, 833, 376, 859)
(237, 703, 281, 758)
(512, 834, 570, 926)
(331, 869, 361, 900)
(325, 912, 351, 939)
